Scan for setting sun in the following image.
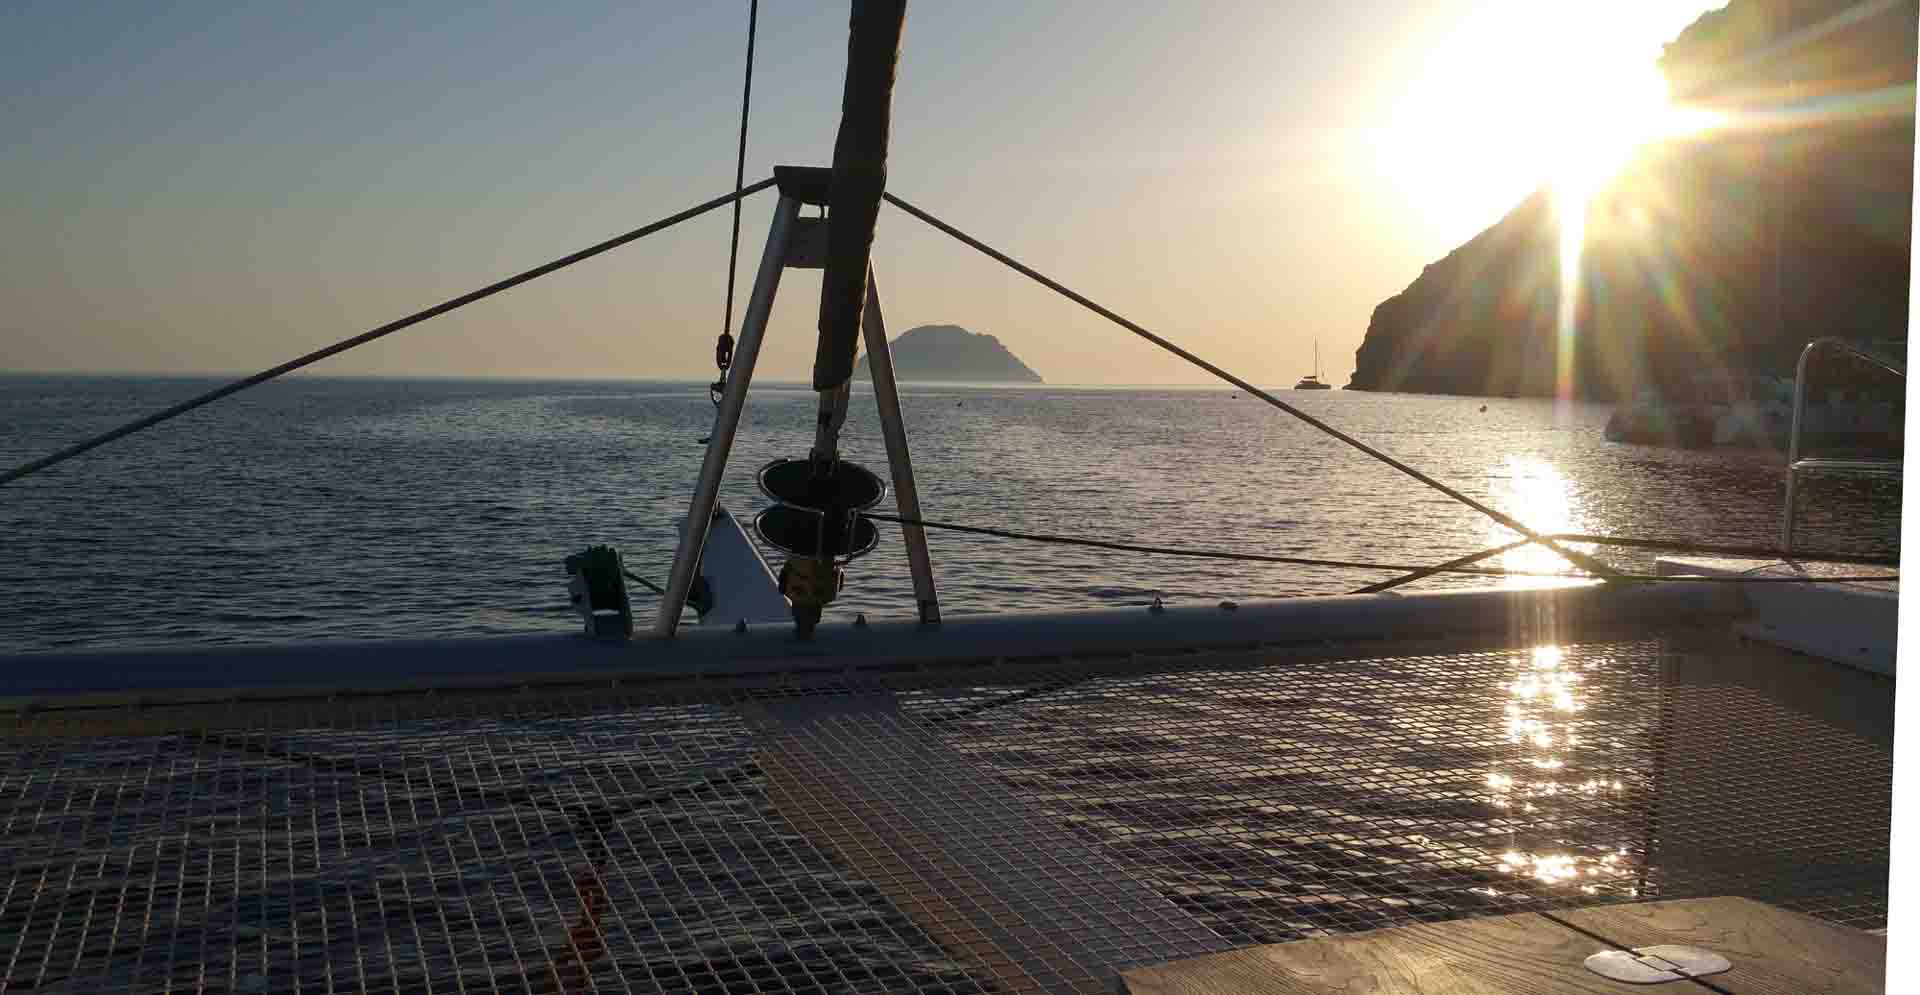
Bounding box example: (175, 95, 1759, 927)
(1369, 2, 1726, 247)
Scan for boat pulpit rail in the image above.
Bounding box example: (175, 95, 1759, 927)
(1781, 336, 1906, 553)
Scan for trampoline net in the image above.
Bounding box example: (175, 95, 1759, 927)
(0, 626, 1892, 993)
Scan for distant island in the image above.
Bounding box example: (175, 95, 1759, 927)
(1346, 0, 1914, 400)
(856, 324, 1044, 383)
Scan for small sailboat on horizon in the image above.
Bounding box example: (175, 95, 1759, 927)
(1294, 339, 1333, 390)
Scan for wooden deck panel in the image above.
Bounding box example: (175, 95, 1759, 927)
(1120, 898, 1885, 995)
(1120, 909, 1638, 995)
(1554, 897, 1886, 995)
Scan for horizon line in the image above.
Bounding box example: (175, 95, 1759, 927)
(0, 369, 1356, 390)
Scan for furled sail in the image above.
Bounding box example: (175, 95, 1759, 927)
(813, 0, 907, 391)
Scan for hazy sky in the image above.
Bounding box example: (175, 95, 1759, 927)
(2, 1, 1723, 385)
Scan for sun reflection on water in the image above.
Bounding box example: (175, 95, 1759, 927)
(1485, 642, 1638, 897)
(1489, 457, 1597, 589)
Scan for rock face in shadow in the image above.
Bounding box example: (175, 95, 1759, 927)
(855, 324, 1044, 383)
(1347, 0, 1915, 399)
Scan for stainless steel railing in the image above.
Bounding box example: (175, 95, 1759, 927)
(1781, 337, 1905, 553)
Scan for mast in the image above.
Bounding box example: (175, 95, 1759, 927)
(787, 0, 910, 638)
(814, 0, 908, 396)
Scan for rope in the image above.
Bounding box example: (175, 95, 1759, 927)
(714, 0, 759, 406)
(1553, 532, 1896, 566)
(1352, 539, 1535, 594)
(861, 513, 1898, 585)
(0, 177, 778, 490)
(879, 192, 1623, 582)
(863, 512, 1544, 576)
(1356, 532, 1899, 594)
(622, 569, 666, 596)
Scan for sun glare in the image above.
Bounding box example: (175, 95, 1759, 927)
(1371, 3, 1725, 248)
(1369, 4, 1728, 404)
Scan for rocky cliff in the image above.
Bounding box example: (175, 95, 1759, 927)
(855, 324, 1044, 383)
(1348, 0, 1915, 399)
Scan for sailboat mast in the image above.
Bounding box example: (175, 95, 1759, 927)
(814, 0, 907, 396)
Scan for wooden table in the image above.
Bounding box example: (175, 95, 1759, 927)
(1119, 897, 1884, 994)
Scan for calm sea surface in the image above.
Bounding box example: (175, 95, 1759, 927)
(0, 376, 1900, 653)
(0, 376, 1899, 990)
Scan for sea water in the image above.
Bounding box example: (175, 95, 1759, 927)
(0, 375, 1899, 653)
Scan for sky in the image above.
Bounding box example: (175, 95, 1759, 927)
(1, 0, 1726, 386)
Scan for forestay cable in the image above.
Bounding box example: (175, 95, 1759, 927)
(0, 177, 778, 490)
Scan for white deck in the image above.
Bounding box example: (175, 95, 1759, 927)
(1656, 555, 1898, 676)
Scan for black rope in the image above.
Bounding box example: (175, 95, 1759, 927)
(924, 677, 1091, 725)
(1353, 539, 1535, 594)
(879, 192, 1623, 582)
(862, 513, 1898, 584)
(0, 177, 778, 490)
(622, 569, 667, 596)
(714, 0, 758, 407)
(1357, 531, 1898, 594)
(1553, 532, 1896, 566)
(863, 512, 1552, 576)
